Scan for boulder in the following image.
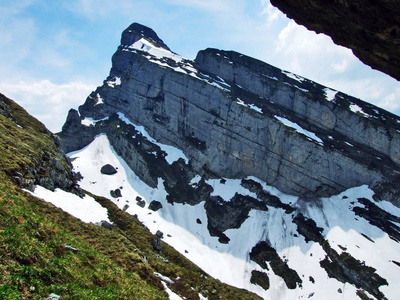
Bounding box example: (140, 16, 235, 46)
(100, 164, 117, 175)
(110, 188, 122, 198)
(148, 200, 163, 211)
(136, 197, 146, 208)
(95, 220, 113, 230)
(151, 238, 162, 251)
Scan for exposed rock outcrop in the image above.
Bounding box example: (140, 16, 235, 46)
(270, 0, 400, 81)
(0, 93, 82, 196)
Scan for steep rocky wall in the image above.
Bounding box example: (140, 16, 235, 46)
(270, 0, 400, 81)
(60, 23, 400, 205)
(195, 48, 400, 165)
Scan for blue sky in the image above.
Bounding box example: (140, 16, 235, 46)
(1, 0, 399, 132)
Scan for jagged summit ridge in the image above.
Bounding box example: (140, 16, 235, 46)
(121, 22, 171, 51)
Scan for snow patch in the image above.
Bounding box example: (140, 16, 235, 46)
(106, 76, 121, 88)
(236, 98, 263, 113)
(94, 93, 104, 106)
(127, 38, 183, 64)
(190, 175, 202, 186)
(282, 70, 304, 83)
(325, 88, 338, 101)
(81, 116, 109, 127)
(206, 178, 257, 201)
(117, 112, 188, 164)
(25, 186, 110, 223)
(275, 116, 324, 145)
(154, 272, 174, 284)
(349, 104, 368, 117)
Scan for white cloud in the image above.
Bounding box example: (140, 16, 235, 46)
(380, 87, 400, 112)
(275, 20, 354, 79)
(260, 0, 282, 27)
(0, 80, 95, 132)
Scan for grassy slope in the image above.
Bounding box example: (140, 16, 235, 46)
(0, 93, 261, 300)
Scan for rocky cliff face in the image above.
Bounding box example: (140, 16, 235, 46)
(270, 0, 400, 81)
(60, 23, 400, 206)
(59, 23, 400, 299)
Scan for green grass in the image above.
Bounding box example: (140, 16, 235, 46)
(0, 174, 167, 299)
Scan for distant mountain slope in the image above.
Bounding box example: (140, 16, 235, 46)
(0, 93, 260, 299)
(58, 23, 400, 299)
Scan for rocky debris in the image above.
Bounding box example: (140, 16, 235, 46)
(270, 0, 400, 81)
(250, 241, 302, 289)
(122, 204, 129, 211)
(136, 196, 146, 208)
(8, 147, 83, 197)
(151, 238, 162, 251)
(196, 218, 202, 224)
(148, 200, 163, 211)
(250, 270, 270, 291)
(156, 230, 164, 238)
(101, 164, 118, 175)
(94, 220, 113, 230)
(110, 188, 122, 198)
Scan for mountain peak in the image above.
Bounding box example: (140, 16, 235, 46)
(120, 22, 170, 51)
